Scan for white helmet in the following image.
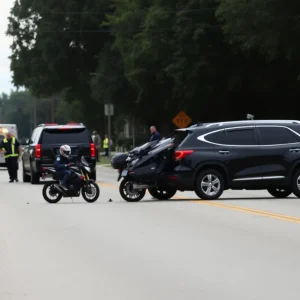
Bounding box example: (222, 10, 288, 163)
(59, 145, 71, 158)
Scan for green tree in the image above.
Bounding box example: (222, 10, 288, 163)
(1, 91, 36, 137)
(216, 0, 300, 61)
(7, 0, 300, 129)
(105, 0, 246, 126)
(7, 0, 112, 100)
(105, 0, 176, 127)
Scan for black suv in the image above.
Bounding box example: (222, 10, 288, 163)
(172, 120, 300, 200)
(22, 123, 96, 184)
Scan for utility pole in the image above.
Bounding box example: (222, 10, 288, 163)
(33, 98, 37, 128)
(51, 97, 54, 123)
(0, 102, 3, 123)
(132, 116, 135, 148)
(105, 104, 114, 159)
(108, 107, 111, 158)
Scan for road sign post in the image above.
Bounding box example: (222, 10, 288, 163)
(104, 104, 114, 158)
(172, 111, 192, 128)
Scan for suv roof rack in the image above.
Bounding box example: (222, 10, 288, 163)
(189, 122, 204, 128)
(204, 120, 300, 127)
(66, 122, 84, 125)
(37, 123, 58, 127)
(37, 122, 84, 127)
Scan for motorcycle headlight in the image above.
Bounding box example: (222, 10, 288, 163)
(131, 158, 138, 166)
(84, 166, 91, 172)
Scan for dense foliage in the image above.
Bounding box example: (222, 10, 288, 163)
(5, 0, 300, 135)
(0, 91, 79, 137)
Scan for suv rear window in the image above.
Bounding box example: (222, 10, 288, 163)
(40, 128, 90, 144)
(173, 130, 191, 146)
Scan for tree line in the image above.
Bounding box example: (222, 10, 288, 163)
(5, 0, 300, 135)
(0, 91, 83, 138)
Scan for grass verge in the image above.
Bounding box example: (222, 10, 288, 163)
(96, 156, 111, 167)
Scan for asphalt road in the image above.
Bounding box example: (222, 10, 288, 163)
(1, 165, 300, 300)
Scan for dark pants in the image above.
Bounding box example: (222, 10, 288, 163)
(56, 169, 72, 186)
(5, 157, 18, 180)
(104, 148, 108, 157)
(61, 170, 72, 186)
(96, 148, 100, 162)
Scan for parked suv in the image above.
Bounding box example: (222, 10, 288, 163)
(22, 123, 96, 184)
(172, 120, 300, 200)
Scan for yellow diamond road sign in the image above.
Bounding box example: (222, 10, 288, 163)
(172, 111, 192, 128)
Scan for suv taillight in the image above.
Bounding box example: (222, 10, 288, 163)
(174, 150, 194, 161)
(90, 143, 95, 157)
(35, 144, 41, 158)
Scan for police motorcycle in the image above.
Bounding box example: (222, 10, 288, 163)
(111, 137, 178, 202)
(41, 156, 100, 203)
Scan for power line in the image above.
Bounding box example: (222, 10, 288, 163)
(18, 8, 217, 15)
(32, 25, 221, 33)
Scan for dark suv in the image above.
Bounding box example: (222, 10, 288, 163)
(22, 123, 96, 184)
(172, 120, 300, 200)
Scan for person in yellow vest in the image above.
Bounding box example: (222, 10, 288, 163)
(0, 132, 21, 182)
(103, 134, 109, 157)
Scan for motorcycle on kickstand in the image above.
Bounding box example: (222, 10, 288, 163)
(41, 156, 100, 203)
(111, 138, 178, 202)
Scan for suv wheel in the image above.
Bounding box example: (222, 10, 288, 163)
(195, 169, 224, 200)
(267, 187, 292, 198)
(292, 169, 300, 198)
(30, 166, 40, 184)
(148, 187, 177, 200)
(90, 170, 96, 181)
(22, 163, 30, 183)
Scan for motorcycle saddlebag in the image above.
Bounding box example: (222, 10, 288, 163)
(111, 153, 128, 169)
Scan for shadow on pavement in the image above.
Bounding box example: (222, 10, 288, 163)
(37, 196, 298, 205)
(41, 202, 104, 205)
(140, 196, 298, 202)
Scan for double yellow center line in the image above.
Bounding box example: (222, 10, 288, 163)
(97, 181, 300, 224)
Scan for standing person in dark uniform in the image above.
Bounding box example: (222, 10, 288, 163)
(149, 126, 161, 142)
(0, 132, 21, 182)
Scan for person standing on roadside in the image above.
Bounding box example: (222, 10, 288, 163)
(0, 132, 21, 182)
(103, 134, 109, 157)
(92, 131, 101, 162)
(149, 126, 161, 142)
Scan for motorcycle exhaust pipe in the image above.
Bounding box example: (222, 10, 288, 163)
(54, 184, 67, 195)
(133, 183, 149, 190)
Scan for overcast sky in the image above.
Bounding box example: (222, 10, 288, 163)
(0, 1, 14, 95)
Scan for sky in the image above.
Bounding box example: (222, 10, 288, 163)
(0, 1, 15, 95)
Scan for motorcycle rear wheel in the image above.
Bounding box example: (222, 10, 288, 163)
(119, 179, 146, 202)
(42, 182, 62, 203)
(148, 187, 177, 200)
(81, 182, 100, 203)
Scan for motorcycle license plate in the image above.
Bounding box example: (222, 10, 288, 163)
(121, 170, 128, 176)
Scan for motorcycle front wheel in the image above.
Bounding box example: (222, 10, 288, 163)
(42, 182, 62, 203)
(148, 187, 177, 200)
(81, 182, 100, 203)
(119, 178, 146, 202)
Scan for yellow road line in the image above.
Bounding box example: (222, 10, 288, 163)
(96, 181, 300, 223)
(195, 201, 300, 223)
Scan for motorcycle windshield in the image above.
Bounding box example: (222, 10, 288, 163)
(81, 156, 89, 166)
(148, 138, 175, 155)
(130, 140, 158, 155)
(150, 137, 172, 150)
(138, 142, 151, 150)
